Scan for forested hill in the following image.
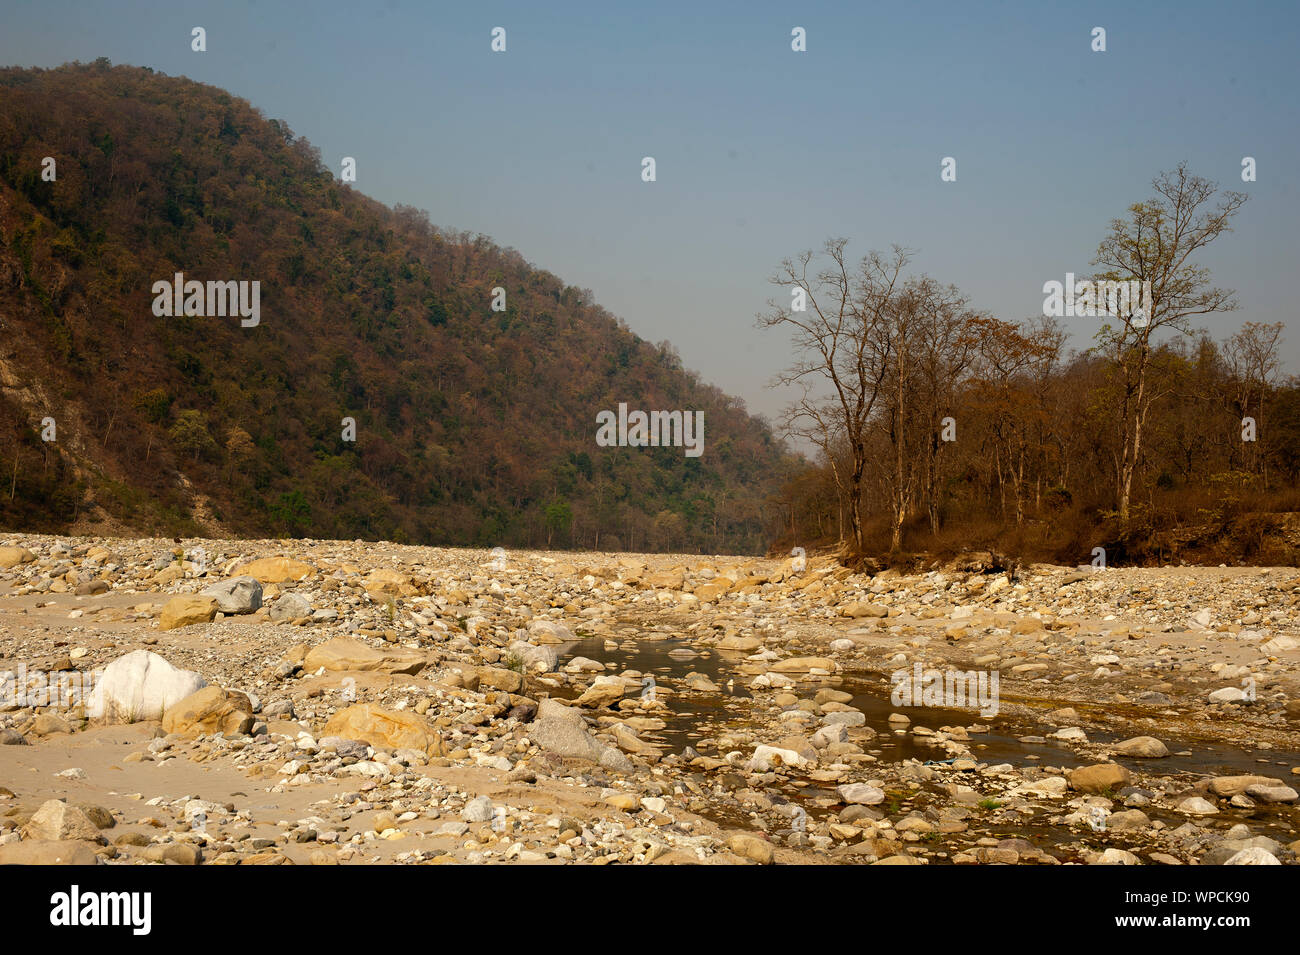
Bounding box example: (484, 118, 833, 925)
(0, 61, 798, 553)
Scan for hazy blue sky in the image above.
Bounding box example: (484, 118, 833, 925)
(2, 1, 1296, 433)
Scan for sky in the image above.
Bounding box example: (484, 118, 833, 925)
(2, 0, 1297, 437)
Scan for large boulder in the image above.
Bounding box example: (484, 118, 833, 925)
(1067, 763, 1131, 794)
(1113, 736, 1169, 758)
(574, 675, 625, 708)
(0, 546, 36, 569)
(0, 840, 99, 865)
(23, 800, 102, 842)
(269, 592, 312, 623)
(158, 595, 218, 630)
(303, 637, 426, 675)
(237, 556, 316, 583)
(528, 698, 631, 772)
(162, 686, 255, 737)
(363, 568, 415, 596)
(86, 650, 207, 723)
(322, 703, 440, 755)
(200, 576, 263, 614)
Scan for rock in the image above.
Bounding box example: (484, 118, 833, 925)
(158, 595, 218, 630)
(1178, 796, 1219, 816)
(725, 833, 775, 864)
(1224, 847, 1280, 865)
(269, 592, 312, 622)
(200, 576, 263, 614)
(1113, 736, 1169, 758)
(161, 686, 255, 737)
(86, 650, 207, 723)
(322, 703, 440, 756)
(237, 556, 316, 583)
(841, 601, 888, 618)
(574, 676, 625, 708)
(0, 840, 99, 865)
(29, 713, 72, 736)
(0, 546, 36, 568)
(1107, 809, 1151, 830)
(363, 568, 415, 596)
(1208, 687, 1248, 704)
(1067, 763, 1130, 794)
(1093, 848, 1141, 865)
(717, 635, 762, 651)
(477, 666, 525, 693)
(1245, 783, 1298, 803)
(770, 657, 837, 674)
(462, 796, 494, 823)
(24, 800, 102, 842)
(0, 728, 28, 745)
(303, 637, 426, 675)
(1208, 774, 1281, 797)
(527, 698, 631, 773)
(838, 783, 885, 805)
(747, 745, 810, 772)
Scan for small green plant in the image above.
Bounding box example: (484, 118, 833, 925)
(503, 651, 525, 674)
(978, 798, 1003, 811)
(384, 597, 396, 624)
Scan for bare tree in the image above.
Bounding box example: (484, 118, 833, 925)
(1092, 162, 1248, 523)
(1223, 321, 1284, 478)
(759, 240, 910, 551)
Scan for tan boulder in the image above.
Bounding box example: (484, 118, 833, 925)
(24, 800, 102, 842)
(322, 703, 440, 755)
(162, 686, 255, 737)
(363, 568, 415, 596)
(726, 833, 775, 864)
(0, 840, 99, 865)
(1067, 763, 1131, 794)
(1209, 774, 1283, 797)
(770, 656, 838, 674)
(158, 595, 218, 630)
(237, 556, 316, 583)
(842, 601, 888, 618)
(303, 637, 426, 675)
(0, 545, 36, 569)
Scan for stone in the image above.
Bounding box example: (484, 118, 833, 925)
(1113, 736, 1168, 758)
(1178, 796, 1219, 816)
(0, 546, 36, 568)
(1067, 763, 1130, 794)
(838, 783, 885, 805)
(269, 592, 312, 622)
(303, 637, 426, 675)
(158, 595, 218, 630)
(237, 556, 315, 583)
(162, 686, 255, 737)
(0, 840, 99, 865)
(86, 650, 207, 723)
(1224, 847, 1280, 865)
(24, 800, 103, 842)
(726, 833, 775, 864)
(462, 796, 494, 823)
(363, 568, 415, 596)
(322, 703, 440, 756)
(574, 676, 625, 708)
(1208, 775, 1281, 797)
(200, 576, 263, 614)
(527, 698, 631, 773)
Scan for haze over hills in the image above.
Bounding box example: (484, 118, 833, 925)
(0, 61, 799, 553)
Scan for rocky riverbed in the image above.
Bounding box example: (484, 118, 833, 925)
(0, 534, 1296, 865)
